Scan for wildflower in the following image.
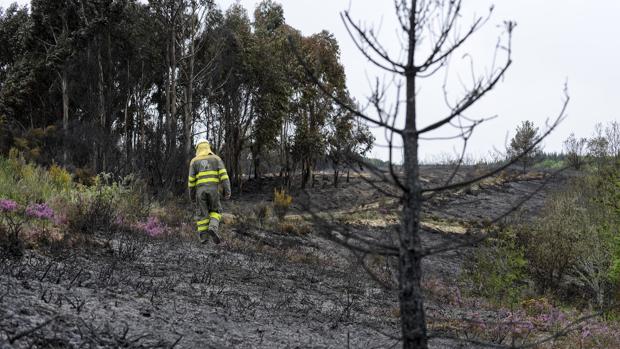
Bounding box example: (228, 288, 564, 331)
(25, 203, 55, 220)
(53, 213, 67, 226)
(452, 287, 462, 306)
(0, 199, 19, 212)
(581, 326, 592, 339)
(114, 214, 126, 227)
(135, 216, 166, 237)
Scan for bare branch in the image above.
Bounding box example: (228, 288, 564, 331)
(417, 61, 511, 135)
(342, 11, 407, 73)
(422, 89, 569, 193)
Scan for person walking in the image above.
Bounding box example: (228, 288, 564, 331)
(188, 139, 231, 244)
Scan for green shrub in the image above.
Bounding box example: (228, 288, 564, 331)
(65, 173, 142, 235)
(520, 165, 619, 308)
(521, 190, 591, 292)
(464, 231, 528, 306)
(0, 155, 71, 203)
(273, 188, 292, 220)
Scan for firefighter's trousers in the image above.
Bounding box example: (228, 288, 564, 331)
(195, 186, 222, 235)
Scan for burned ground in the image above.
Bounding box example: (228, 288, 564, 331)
(0, 167, 567, 348)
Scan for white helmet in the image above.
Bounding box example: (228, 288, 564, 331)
(195, 138, 209, 149)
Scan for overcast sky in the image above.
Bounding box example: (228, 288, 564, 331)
(2, 0, 618, 162)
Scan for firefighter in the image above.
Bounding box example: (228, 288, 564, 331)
(188, 139, 231, 244)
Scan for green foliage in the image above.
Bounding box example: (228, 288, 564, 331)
(508, 120, 542, 172)
(564, 133, 587, 170)
(466, 160, 620, 309)
(0, 154, 72, 203)
(533, 158, 565, 170)
(521, 162, 619, 307)
(521, 188, 597, 292)
(49, 164, 72, 190)
(610, 236, 620, 283)
(0, 155, 150, 238)
(0, 0, 372, 191)
(64, 175, 122, 235)
(273, 188, 292, 220)
(465, 231, 528, 306)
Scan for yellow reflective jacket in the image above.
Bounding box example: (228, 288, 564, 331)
(188, 143, 231, 196)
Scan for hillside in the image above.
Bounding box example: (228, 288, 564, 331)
(2, 167, 598, 348)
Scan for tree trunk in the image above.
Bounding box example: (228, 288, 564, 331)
(97, 45, 106, 172)
(169, 26, 177, 152)
(333, 168, 339, 188)
(301, 161, 311, 189)
(399, 2, 428, 347)
(254, 154, 260, 179)
(183, 84, 193, 164)
(104, 28, 113, 172)
(125, 89, 132, 168)
(61, 67, 69, 164)
(183, 3, 196, 166)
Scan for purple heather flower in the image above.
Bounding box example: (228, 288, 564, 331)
(25, 203, 55, 220)
(581, 326, 592, 339)
(135, 216, 166, 237)
(0, 199, 19, 212)
(114, 214, 126, 227)
(53, 213, 67, 226)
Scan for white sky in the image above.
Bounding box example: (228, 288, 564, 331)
(2, 0, 618, 162)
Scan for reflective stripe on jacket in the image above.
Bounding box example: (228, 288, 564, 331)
(188, 143, 231, 196)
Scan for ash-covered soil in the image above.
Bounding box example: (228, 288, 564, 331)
(0, 238, 399, 348)
(0, 167, 568, 348)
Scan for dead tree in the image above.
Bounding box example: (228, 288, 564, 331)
(292, 0, 568, 348)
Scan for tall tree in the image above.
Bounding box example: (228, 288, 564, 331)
(212, 4, 255, 188)
(327, 102, 374, 187)
(30, 0, 82, 163)
(292, 31, 346, 189)
(249, 0, 289, 179)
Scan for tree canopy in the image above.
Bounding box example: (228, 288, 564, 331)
(0, 0, 373, 192)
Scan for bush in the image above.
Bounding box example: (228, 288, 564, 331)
(273, 188, 292, 220)
(278, 221, 312, 235)
(254, 204, 271, 227)
(464, 231, 528, 306)
(49, 164, 72, 190)
(518, 165, 619, 308)
(520, 190, 592, 293)
(0, 198, 56, 258)
(465, 162, 620, 310)
(564, 133, 587, 170)
(65, 174, 143, 235)
(0, 155, 69, 203)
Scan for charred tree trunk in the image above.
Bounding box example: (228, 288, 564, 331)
(399, 2, 428, 347)
(182, 20, 195, 167)
(253, 153, 260, 179)
(170, 26, 178, 150)
(61, 67, 69, 164)
(104, 28, 113, 172)
(96, 44, 106, 172)
(125, 85, 132, 169)
(333, 168, 339, 188)
(301, 161, 311, 189)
